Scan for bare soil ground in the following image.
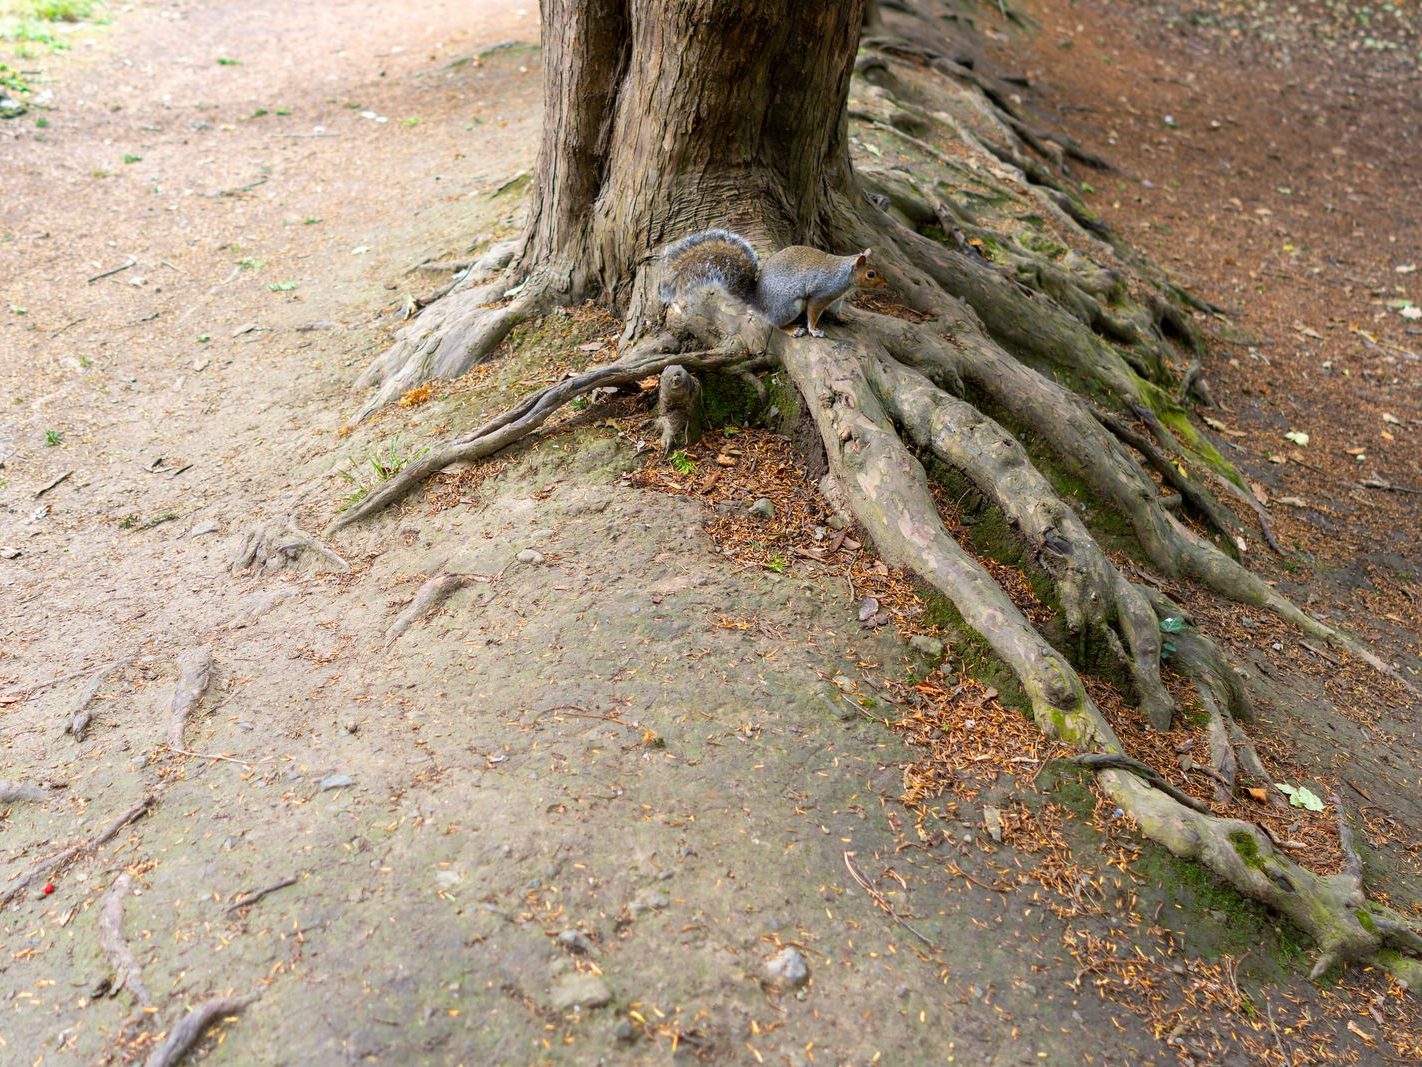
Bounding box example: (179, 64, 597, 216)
(0, 1, 1418, 1065)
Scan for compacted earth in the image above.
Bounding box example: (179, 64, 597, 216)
(0, 1, 1418, 1065)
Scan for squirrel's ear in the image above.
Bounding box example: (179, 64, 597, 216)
(855, 249, 872, 266)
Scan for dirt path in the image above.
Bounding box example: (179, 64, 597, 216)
(1, 2, 1417, 1065)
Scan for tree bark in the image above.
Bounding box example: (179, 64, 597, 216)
(523, 0, 867, 309)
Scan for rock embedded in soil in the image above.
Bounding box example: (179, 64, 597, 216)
(549, 972, 612, 1011)
(761, 946, 810, 990)
(516, 548, 545, 565)
(557, 929, 594, 954)
(748, 498, 775, 519)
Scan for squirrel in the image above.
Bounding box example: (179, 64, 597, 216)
(651, 364, 702, 456)
(658, 229, 886, 338)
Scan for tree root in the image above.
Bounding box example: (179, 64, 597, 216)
(0, 781, 47, 803)
(673, 297, 1421, 986)
(167, 650, 214, 750)
(384, 573, 485, 646)
(144, 994, 259, 1067)
(0, 656, 129, 707)
(1067, 754, 1209, 815)
(99, 872, 154, 1008)
(1, 795, 156, 907)
(231, 517, 349, 574)
(353, 269, 548, 422)
(329, 340, 756, 532)
(871, 351, 1175, 729)
(66, 658, 132, 742)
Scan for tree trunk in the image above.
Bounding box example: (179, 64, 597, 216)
(522, 0, 866, 312)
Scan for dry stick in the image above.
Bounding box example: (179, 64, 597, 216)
(34, 470, 73, 498)
(1359, 478, 1422, 497)
(226, 876, 298, 915)
(167, 650, 213, 750)
(0, 781, 47, 803)
(0, 795, 155, 906)
(144, 994, 259, 1067)
(1068, 754, 1212, 815)
(87, 257, 137, 284)
(170, 748, 274, 766)
(98, 872, 153, 1007)
(843, 851, 937, 949)
(384, 573, 478, 646)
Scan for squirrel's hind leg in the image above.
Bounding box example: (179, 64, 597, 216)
(804, 298, 831, 338)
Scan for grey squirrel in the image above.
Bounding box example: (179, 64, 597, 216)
(659, 229, 886, 337)
(651, 364, 702, 456)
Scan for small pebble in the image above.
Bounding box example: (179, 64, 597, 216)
(320, 773, 354, 791)
(748, 498, 775, 519)
(516, 548, 545, 565)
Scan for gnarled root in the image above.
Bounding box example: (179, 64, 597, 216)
(329, 338, 758, 532)
(231, 517, 349, 574)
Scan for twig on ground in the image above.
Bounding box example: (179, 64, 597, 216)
(87, 257, 137, 284)
(170, 748, 275, 766)
(226, 876, 299, 915)
(144, 994, 259, 1067)
(167, 650, 214, 750)
(34, 470, 73, 498)
(0, 795, 156, 906)
(99, 872, 153, 1007)
(843, 851, 937, 948)
(1359, 478, 1422, 496)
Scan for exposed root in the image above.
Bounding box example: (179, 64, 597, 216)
(0, 781, 47, 803)
(329, 340, 756, 532)
(231, 517, 349, 574)
(144, 994, 259, 1067)
(1, 795, 156, 908)
(353, 270, 551, 422)
(65, 658, 131, 742)
(99, 872, 153, 1008)
(384, 573, 481, 647)
(1091, 406, 1248, 551)
(167, 650, 214, 750)
(1067, 753, 1210, 815)
(871, 350, 1175, 729)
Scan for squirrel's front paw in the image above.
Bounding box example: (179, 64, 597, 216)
(792, 326, 808, 338)
(807, 326, 827, 338)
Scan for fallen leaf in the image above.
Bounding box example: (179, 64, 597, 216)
(1382, 412, 1402, 425)
(1277, 496, 1308, 507)
(1245, 786, 1269, 803)
(1283, 431, 1310, 446)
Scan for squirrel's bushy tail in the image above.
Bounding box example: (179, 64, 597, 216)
(658, 229, 759, 304)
